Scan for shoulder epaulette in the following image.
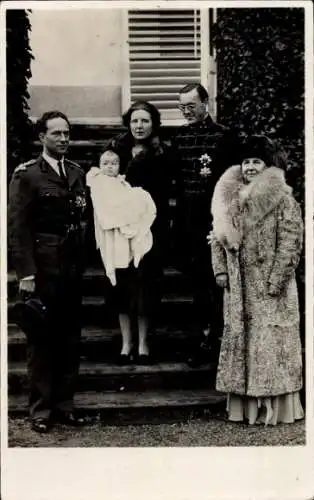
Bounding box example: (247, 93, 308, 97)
(13, 158, 37, 174)
(65, 159, 85, 175)
(66, 159, 80, 168)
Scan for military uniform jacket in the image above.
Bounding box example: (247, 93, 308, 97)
(172, 115, 240, 201)
(171, 115, 241, 262)
(173, 115, 240, 231)
(8, 155, 87, 280)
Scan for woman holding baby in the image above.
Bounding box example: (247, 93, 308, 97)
(88, 101, 173, 365)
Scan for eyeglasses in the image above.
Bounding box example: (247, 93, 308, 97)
(178, 104, 197, 112)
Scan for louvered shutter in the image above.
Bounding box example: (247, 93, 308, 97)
(127, 9, 202, 124)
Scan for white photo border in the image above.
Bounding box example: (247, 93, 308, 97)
(1, 1, 313, 499)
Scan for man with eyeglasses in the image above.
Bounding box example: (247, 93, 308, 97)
(172, 83, 241, 368)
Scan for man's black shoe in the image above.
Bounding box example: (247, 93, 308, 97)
(186, 331, 218, 368)
(31, 417, 52, 434)
(186, 349, 210, 368)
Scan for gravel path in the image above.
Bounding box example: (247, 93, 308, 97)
(8, 416, 305, 447)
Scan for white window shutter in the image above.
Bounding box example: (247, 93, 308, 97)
(127, 9, 203, 125)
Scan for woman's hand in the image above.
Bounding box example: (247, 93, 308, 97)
(267, 283, 280, 297)
(216, 273, 229, 288)
(206, 230, 214, 245)
(87, 166, 101, 178)
(132, 144, 146, 158)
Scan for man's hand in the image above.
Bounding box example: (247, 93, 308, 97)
(216, 273, 229, 288)
(19, 277, 36, 294)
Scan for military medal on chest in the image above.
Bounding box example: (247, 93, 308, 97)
(199, 153, 212, 177)
(74, 194, 87, 210)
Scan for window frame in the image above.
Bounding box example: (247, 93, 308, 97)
(122, 8, 217, 126)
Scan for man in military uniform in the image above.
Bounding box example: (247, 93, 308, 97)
(172, 83, 241, 367)
(8, 110, 88, 433)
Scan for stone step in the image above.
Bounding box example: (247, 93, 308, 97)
(7, 266, 192, 299)
(8, 360, 217, 394)
(30, 123, 177, 142)
(9, 388, 226, 422)
(81, 265, 188, 296)
(7, 324, 216, 362)
(7, 265, 182, 281)
(8, 293, 196, 327)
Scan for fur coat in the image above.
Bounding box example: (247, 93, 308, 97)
(87, 168, 156, 286)
(211, 165, 303, 397)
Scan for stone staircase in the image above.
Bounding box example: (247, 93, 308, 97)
(7, 265, 225, 422)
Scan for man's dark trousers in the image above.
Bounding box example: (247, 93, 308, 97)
(174, 195, 223, 345)
(172, 115, 240, 350)
(28, 254, 83, 419)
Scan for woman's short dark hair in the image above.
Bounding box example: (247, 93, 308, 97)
(37, 110, 71, 135)
(122, 101, 161, 133)
(240, 134, 284, 168)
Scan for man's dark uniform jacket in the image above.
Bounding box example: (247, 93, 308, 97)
(172, 115, 241, 336)
(8, 155, 87, 418)
(172, 114, 240, 264)
(8, 156, 87, 279)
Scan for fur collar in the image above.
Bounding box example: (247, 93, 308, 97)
(211, 165, 292, 251)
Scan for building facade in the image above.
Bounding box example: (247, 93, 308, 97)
(28, 8, 217, 125)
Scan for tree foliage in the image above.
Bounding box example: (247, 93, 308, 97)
(7, 10, 34, 180)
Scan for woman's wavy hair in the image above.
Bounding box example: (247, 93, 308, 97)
(240, 134, 288, 169)
(122, 100, 161, 134)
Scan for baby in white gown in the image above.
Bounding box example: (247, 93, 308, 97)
(86, 150, 156, 286)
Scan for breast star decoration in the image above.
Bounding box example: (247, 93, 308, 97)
(75, 194, 87, 209)
(199, 153, 212, 177)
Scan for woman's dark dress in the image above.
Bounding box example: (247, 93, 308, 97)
(105, 133, 174, 317)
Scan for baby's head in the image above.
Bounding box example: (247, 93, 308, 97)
(99, 150, 120, 177)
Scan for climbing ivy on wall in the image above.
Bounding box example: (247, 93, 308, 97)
(213, 7, 305, 336)
(7, 9, 34, 180)
(213, 8, 304, 205)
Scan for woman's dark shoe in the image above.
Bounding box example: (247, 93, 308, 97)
(31, 417, 52, 434)
(117, 353, 133, 365)
(136, 354, 154, 365)
(55, 410, 87, 426)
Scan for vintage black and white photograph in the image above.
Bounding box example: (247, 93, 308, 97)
(3, 0, 311, 461)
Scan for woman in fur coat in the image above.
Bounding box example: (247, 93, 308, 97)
(211, 135, 304, 425)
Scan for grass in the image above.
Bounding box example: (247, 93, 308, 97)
(8, 415, 305, 448)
